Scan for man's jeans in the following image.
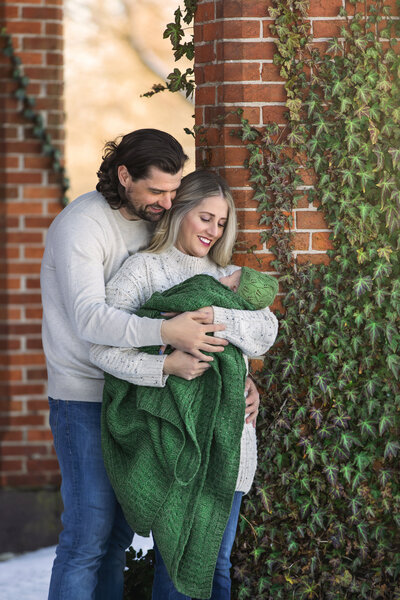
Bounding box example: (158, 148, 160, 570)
(48, 399, 133, 600)
(152, 491, 243, 600)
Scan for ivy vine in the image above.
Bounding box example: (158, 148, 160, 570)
(233, 1, 400, 598)
(143, 0, 196, 99)
(1, 28, 69, 204)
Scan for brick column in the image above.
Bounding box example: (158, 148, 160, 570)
(194, 0, 340, 275)
(0, 0, 64, 495)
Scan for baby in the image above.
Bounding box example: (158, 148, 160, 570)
(219, 266, 278, 309)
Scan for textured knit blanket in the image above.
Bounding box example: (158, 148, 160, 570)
(101, 274, 254, 598)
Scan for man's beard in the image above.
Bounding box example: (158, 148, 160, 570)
(122, 197, 166, 222)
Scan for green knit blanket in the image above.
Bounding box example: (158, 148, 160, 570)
(102, 274, 255, 598)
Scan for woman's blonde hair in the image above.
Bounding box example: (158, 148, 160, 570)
(146, 170, 237, 267)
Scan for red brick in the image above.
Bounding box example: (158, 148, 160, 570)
(0, 386, 45, 401)
(200, 22, 222, 42)
(296, 211, 329, 230)
(237, 209, 270, 230)
(0, 430, 23, 442)
(195, 43, 215, 64)
(1, 323, 41, 335)
(46, 52, 63, 66)
(219, 83, 285, 103)
(24, 247, 44, 259)
(296, 253, 330, 266)
(45, 22, 63, 36)
(2, 5, 19, 18)
(27, 398, 49, 410)
(195, 86, 217, 105)
(233, 252, 274, 270)
(217, 41, 274, 61)
(223, 62, 260, 82)
(262, 105, 287, 124)
(218, 0, 273, 18)
(292, 232, 310, 250)
(25, 216, 54, 228)
(309, 0, 342, 17)
(23, 37, 63, 51)
(6, 232, 43, 244)
(261, 63, 284, 82)
(27, 368, 47, 381)
(0, 459, 24, 472)
(6, 21, 43, 35)
(195, 1, 215, 22)
(204, 105, 260, 125)
(296, 194, 311, 209)
(208, 146, 249, 167)
(17, 52, 44, 66)
(232, 188, 258, 209)
(5, 172, 43, 185)
(0, 369, 22, 382)
(0, 340, 21, 353)
(223, 20, 261, 38)
(24, 66, 62, 81)
(0, 292, 42, 305)
(0, 353, 45, 366)
(220, 167, 251, 187)
(313, 19, 344, 38)
(236, 231, 263, 250)
(22, 6, 63, 20)
(3, 278, 21, 290)
(312, 232, 334, 250)
(26, 338, 44, 350)
(23, 186, 62, 199)
(27, 458, 60, 472)
(28, 429, 53, 442)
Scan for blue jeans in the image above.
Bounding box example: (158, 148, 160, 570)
(48, 399, 134, 600)
(152, 491, 243, 600)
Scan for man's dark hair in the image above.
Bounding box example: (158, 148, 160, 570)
(96, 128, 188, 209)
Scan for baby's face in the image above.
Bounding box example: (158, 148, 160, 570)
(219, 269, 242, 292)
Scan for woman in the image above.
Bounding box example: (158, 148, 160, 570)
(90, 170, 278, 599)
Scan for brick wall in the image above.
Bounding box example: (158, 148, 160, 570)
(0, 0, 64, 489)
(0, 0, 353, 495)
(194, 0, 342, 288)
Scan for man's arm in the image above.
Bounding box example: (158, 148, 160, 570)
(49, 218, 226, 354)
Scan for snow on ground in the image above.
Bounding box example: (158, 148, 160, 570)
(0, 535, 153, 600)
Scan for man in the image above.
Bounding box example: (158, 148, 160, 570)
(41, 129, 260, 599)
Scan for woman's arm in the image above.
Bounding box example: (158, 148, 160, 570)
(89, 254, 170, 387)
(212, 305, 279, 357)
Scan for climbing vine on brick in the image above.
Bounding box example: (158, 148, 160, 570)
(233, 1, 400, 598)
(0, 28, 69, 205)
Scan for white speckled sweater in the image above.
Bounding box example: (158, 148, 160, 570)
(90, 245, 278, 494)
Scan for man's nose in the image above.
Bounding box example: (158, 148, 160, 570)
(158, 193, 173, 210)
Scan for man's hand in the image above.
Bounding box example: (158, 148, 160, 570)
(245, 376, 260, 428)
(161, 309, 227, 361)
(163, 349, 211, 380)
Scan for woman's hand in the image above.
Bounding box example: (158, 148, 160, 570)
(163, 349, 211, 380)
(245, 376, 260, 428)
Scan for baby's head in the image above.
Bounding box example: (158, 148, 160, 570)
(219, 269, 242, 292)
(219, 267, 278, 309)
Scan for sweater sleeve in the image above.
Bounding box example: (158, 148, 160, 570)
(89, 254, 167, 387)
(211, 266, 279, 357)
(50, 213, 163, 348)
(212, 305, 278, 357)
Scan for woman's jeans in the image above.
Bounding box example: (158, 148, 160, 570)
(48, 399, 133, 600)
(152, 491, 243, 600)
